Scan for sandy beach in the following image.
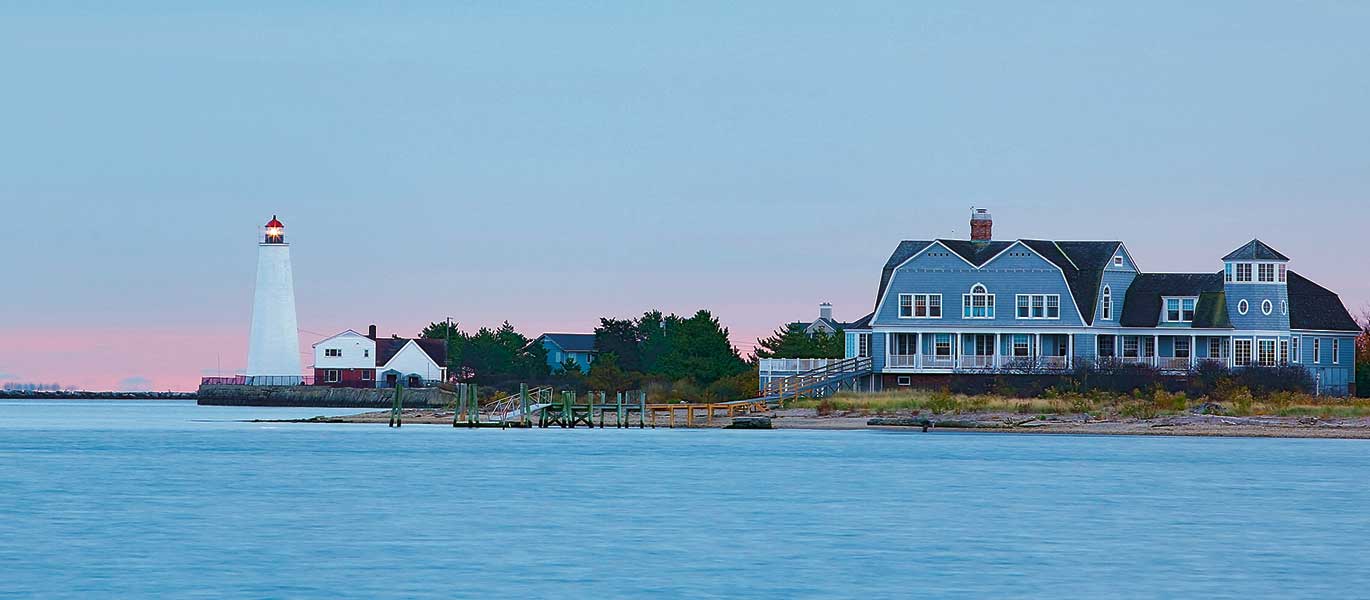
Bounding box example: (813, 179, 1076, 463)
(261, 407, 1370, 439)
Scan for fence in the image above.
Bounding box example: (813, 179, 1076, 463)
(200, 375, 314, 387)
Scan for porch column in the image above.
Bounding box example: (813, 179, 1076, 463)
(914, 332, 920, 370)
(1190, 334, 1197, 368)
(1153, 334, 1159, 367)
(1067, 334, 1073, 368)
(1034, 333, 1041, 360)
(994, 333, 1001, 370)
(953, 332, 961, 369)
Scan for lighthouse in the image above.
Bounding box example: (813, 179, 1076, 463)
(245, 215, 302, 384)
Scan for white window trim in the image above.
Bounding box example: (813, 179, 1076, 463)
(1257, 263, 1276, 283)
(1015, 294, 1061, 320)
(1333, 338, 1341, 365)
(1261, 299, 1273, 316)
(1313, 338, 1321, 364)
(1237, 299, 1249, 315)
(325, 369, 340, 383)
(1234, 338, 1253, 366)
(1162, 296, 1198, 323)
(897, 376, 912, 386)
(1101, 286, 1113, 321)
(962, 284, 995, 320)
(1291, 335, 1300, 363)
(1113, 256, 1124, 266)
(1228, 261, 1288, 285)
(1175, 337, 1191, 359)
(898, 293, 942, 319)
(1257, 338, 1277, 367)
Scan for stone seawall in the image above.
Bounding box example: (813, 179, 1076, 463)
(197, 385, 444, 408)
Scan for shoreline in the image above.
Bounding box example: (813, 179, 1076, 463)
(260, 408, 1370, 439)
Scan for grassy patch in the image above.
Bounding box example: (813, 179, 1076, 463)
(790, 388, 1370, 419)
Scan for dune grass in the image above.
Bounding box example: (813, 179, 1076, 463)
(789, 388, 1370, 419)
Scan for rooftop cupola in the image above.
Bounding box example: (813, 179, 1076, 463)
(970, 208, 992, 242)
(1222, 239, 1289, 285)
(264, 215, 286, 244)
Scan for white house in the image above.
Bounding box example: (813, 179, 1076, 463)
(311, 329, 377, 387)
(311, 325, 447, 388)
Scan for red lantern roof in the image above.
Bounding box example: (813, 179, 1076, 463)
(265, 215, 284, 228)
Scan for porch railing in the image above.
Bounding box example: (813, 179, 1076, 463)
(887, 355, 919, 368)
(1156, 357, 1191, 371)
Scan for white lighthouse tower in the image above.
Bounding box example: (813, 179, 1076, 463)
(245, 215, 302, 385)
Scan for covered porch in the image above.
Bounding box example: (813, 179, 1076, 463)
(885, 332, 1073, 372)
(1094, 333, 1232, 371)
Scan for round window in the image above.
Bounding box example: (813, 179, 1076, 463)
(1238, 299, 1249, 315)
(1262, 300, 1273, 316)
(1281, 300, 1288, 315)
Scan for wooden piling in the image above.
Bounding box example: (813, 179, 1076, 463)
(389, 385, 404, 428)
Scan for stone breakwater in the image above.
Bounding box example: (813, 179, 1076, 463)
(196, 385, 443, 408)
(0, 391, 196, 400)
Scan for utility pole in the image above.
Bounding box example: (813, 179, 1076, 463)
(445, 316, 454, 382)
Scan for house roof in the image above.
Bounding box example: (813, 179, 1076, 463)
(311, 329, 367, 347)
(1288, 271, 1360, 331)
(1119, 273, 1227, 327)
(1222, 239, 1289, 262)
(787, 317, 864, 332)
(876, 239, 1122, 325)
(846, 312, 874, 330)
(375, 337, 447, 367)
(538, 333, 598, 353)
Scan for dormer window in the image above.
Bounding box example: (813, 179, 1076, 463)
(1101, 286, 1113, 320)
(1113, 256, 1123, 266)
(1258, 264, 1275, 283)
(962, 284, 995, 319)
(1164, 297, 1196, 323)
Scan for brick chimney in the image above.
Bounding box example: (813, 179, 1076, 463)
(819, 302, 833, 320)
(367, 324, 377, 339)
(970, 208, 992, 242)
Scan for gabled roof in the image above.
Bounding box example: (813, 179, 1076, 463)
(1222, 239, 1289, 262)
(1119, 273, 1227, 327)
(311, 329, 368, 347)
(846, 312, 874, 330)
(937, 240, 1015, 267)
(1288, 271, 1360, 332)
(375, 338, 447, 367)
(876, 239, 1122, 325)
(537, 333, 598, 353)
(787, 317, 863, 332)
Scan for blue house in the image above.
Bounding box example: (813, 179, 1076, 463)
(844, 209, 1361, 395)
(531, 333, 597, 373)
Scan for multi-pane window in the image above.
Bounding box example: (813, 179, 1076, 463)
(1278, 264, 1287, 283)
(326, 369, 340, 383)
(1165, 298, 1196, 323)
(963, 284, 995, 319)
(1209, 337, 1227, 359)
(1013, 335, 1030, 357)
(1291, 336, 1300, 363)
(857, 334, 871, 358)
(1175, 338, 1191, 359)
(1122, 337, 1139, 358)
(1225, 263, 1234, 283)
(325, 348, 342, 357)
(899, 294, 942, 319)
(361, 370, 372, 381)
(1101, 286, 1113, 320)
(1313, 338, 1322, 364)
(1235, 339, 1253, 366)
(1279, 339, 1289, 365)
(1258, 264, 1276, 283)
(1258, 340, 1276, 366)
(1236, 263, 1253, 282)
(1334, 339, 1341, 364)
(1016, 294, 1060, 320)
(933, 334, 952, 357)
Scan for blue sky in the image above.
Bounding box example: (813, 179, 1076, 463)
(2, 2, 1367, 389)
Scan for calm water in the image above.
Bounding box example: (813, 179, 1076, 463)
(2, 400, 1369, 599)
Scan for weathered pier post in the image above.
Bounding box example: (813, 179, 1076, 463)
(389, 385, 404, 428)
(520, 383, 530, 428)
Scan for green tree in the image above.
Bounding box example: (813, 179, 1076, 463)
(586, 352, 637, 392)
(421, 320, 468, 378)
(655, 310, 749, 384)
(755, 323, 845, 359)
(595, 318, 644, 373)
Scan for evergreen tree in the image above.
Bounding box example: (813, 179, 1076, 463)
(594, 318, 643, 372)
(655, 310, 748, 384)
